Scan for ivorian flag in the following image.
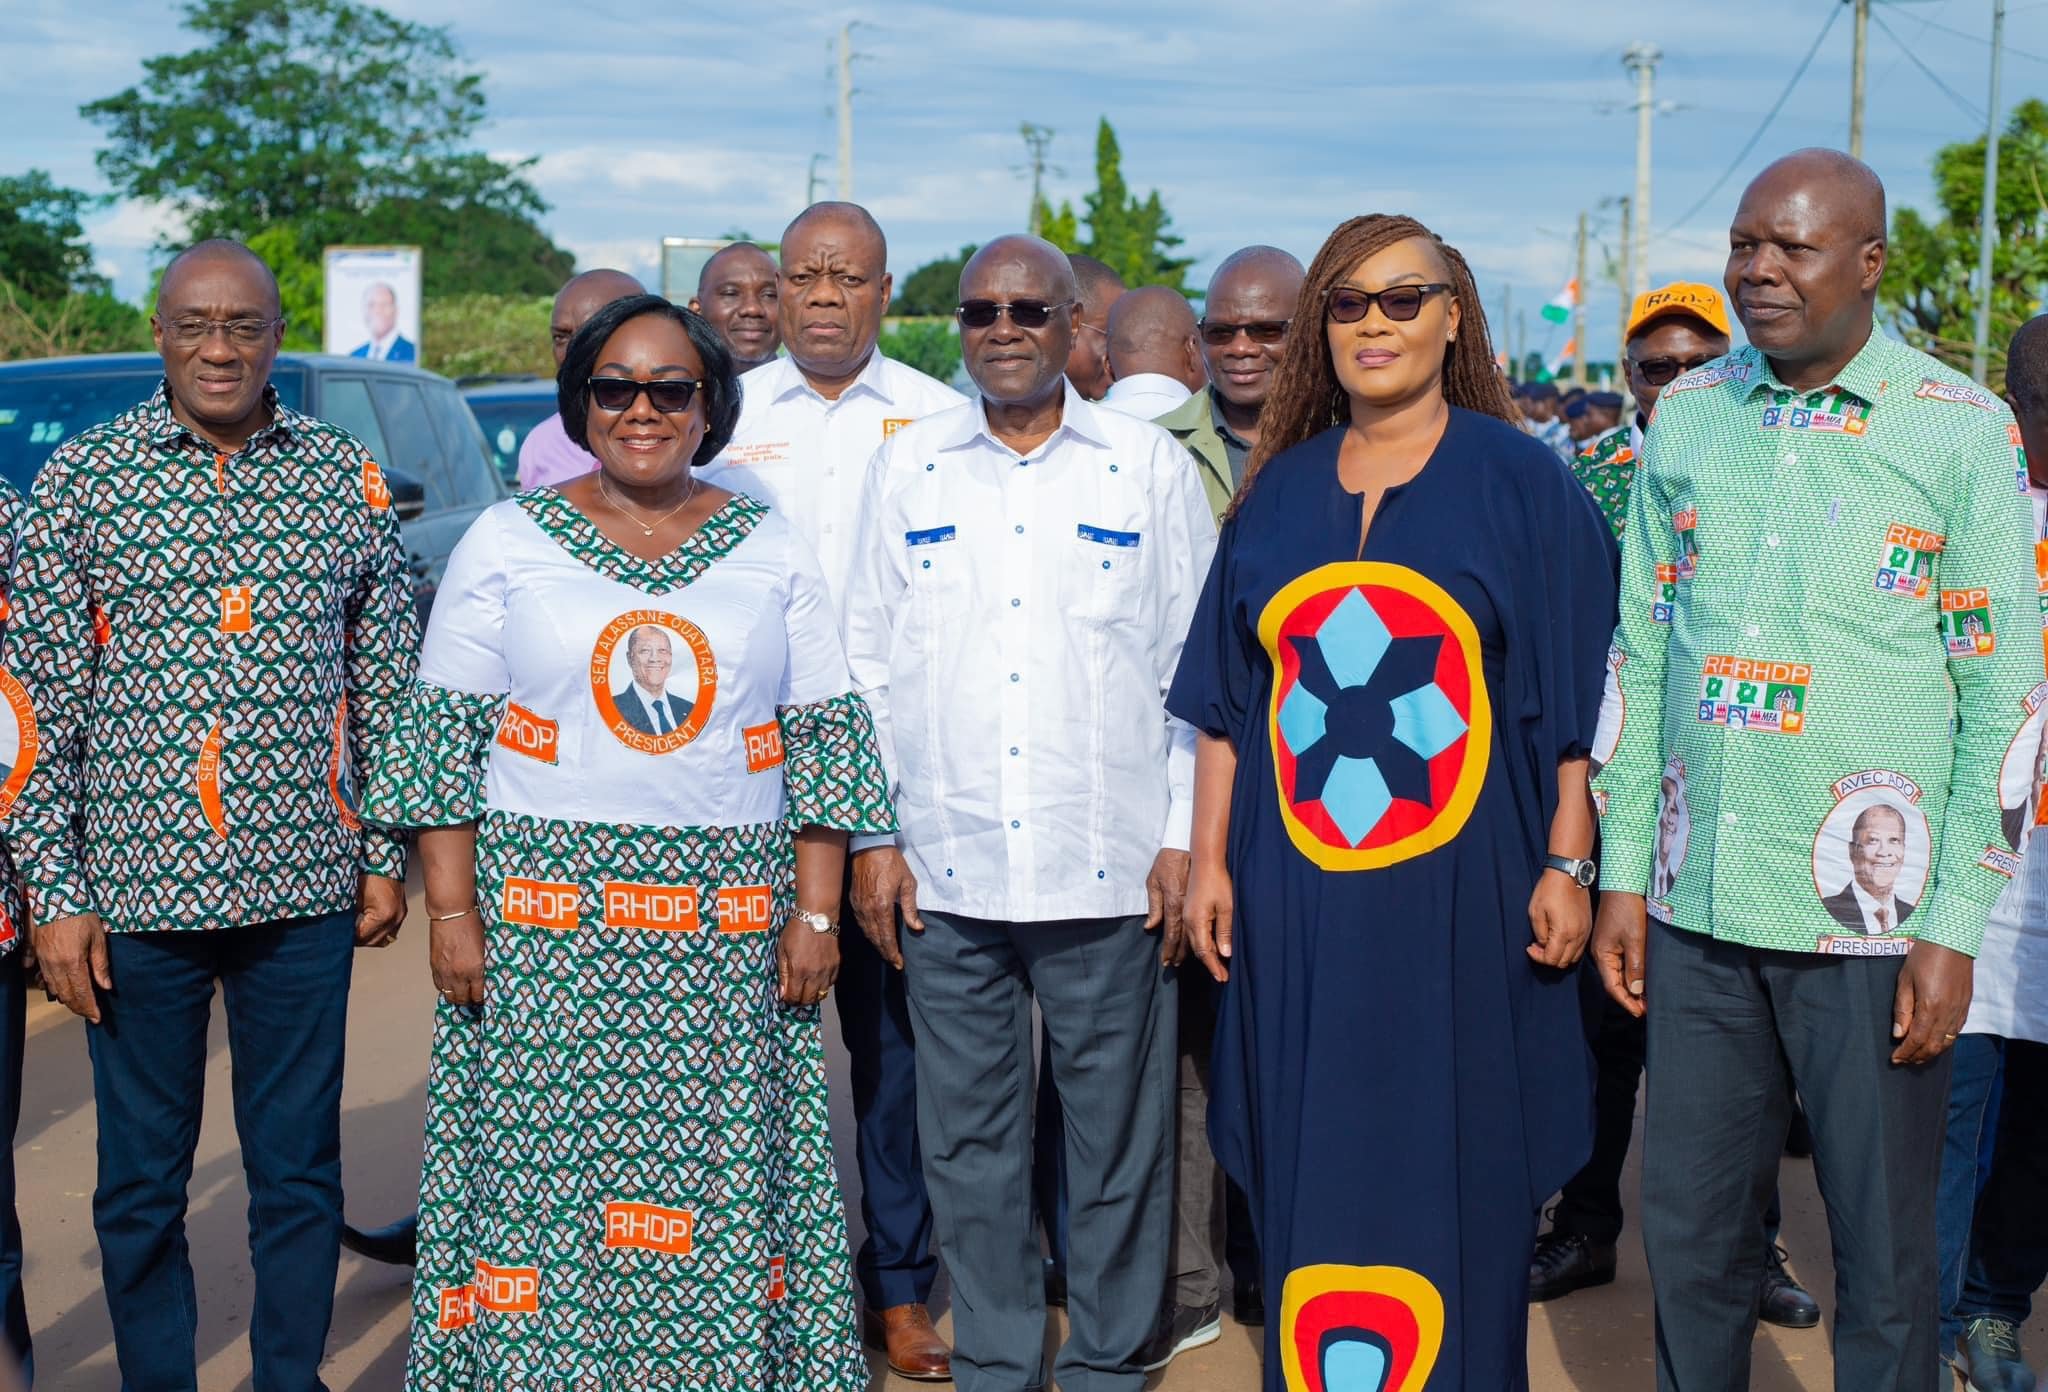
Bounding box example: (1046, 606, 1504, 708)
(1546, 337, 1577, 377)
(1540, 279, 1578, 325)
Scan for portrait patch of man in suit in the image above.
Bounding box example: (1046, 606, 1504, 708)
(349, 281, 416, 363)
(1822, 801, 1917, 935)
(613, 625, 693, 736)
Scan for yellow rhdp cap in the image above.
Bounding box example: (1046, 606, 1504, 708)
(1627, 281, 1732, 341)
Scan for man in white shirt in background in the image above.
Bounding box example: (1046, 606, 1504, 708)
(1101, 286, 1203, 420)
(697, 199, 963, 1384)
(843, 234, 1215, 1392)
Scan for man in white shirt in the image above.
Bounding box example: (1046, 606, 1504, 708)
(844, 235, 1216, 1392)
(1101, 285, 1202, 420)
(696, 200, 963, 1383)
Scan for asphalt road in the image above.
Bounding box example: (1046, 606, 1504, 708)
(14, 888, 2038, 1389)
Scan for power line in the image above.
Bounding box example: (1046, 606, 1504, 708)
(1870, 9, 1988, 122)
(1657, 3, 1842, 237)
(1897, 10, 2048, 64)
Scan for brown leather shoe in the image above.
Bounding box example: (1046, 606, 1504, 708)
(861, 1303, 953, 1381)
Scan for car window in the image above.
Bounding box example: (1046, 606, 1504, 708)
(466, 393, 555, 486)
(315, 378, 390, 461)
(423, 382, 504, 510)
(365, 379, 433, 517)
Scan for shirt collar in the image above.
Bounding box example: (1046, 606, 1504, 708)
(942, 378, 1111, 457)
(769, 347, 892, 406)
(143, 378, 296, 452)
(1740, 321, 1894, 407)
(1209, 391, 1252, 451)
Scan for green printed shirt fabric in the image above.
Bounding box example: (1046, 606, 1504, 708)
(0, 477, 30, 954)
(1572, 427, 1638, 539)
(1592, 331, 2039, 957)
(0, 382, 416, 933)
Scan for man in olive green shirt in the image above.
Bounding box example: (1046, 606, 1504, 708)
(1591, 150, 2036, 1392)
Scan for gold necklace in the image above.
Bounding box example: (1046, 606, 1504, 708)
(600, 471, 698, 537)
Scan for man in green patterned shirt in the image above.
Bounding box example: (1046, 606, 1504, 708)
(1589, 151, 2037, 1392)
(1, 240, 417, 1390)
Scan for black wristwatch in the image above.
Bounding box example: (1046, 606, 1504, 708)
(1544, 854, 1598, 888)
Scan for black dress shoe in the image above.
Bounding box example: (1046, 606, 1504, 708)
(1529, 1230, 1617, 1302)
(1044, 1256, 1067, 1308)
(1234, 1278, 1264, 1327)
(341, 1213, 419, 1266)
(1759, 1244, 1819, 1328)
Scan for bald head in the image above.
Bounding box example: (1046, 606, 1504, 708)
(1107, 286, 1203, 391)
(782, 201, 887, 266)
(158, 239, 279, 318)
(1065, 253, 1125, 400)
(962, 235, 1078, 302)
(697, 243, 776, 298)
(691, 244, 780, 369)
(552, 268, 644, 366)
(1726, 147, 1888, 389)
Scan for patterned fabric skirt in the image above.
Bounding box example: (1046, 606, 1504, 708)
(404, 810, 869, 1391)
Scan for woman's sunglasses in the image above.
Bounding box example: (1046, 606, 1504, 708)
(1631, 354, 1720, 387)
(956, 298, 1075, 330)
(1325, 284, 1451, 324)
(586, 377, 702, 414)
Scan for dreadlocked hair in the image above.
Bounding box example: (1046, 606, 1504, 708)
(1223, 214, 1517, 522)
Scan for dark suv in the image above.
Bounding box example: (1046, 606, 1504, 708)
(0, 353, 507, 617)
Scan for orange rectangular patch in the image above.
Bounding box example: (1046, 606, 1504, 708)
(436, 1284, 475, 1330)
(501, 877, 579, 933)
(219, 585, 252, 633)
(603, 1201, 695, 1255)
(882, 418, 912, 439)
(716, 884, 775, 934)
(364, 457, 392, 510)
(472, 1261, 539, 1314)
(743, 720, 785, 773)
(90, 604, 111, 646)
(603, 881, 701, 933)
(1942, 587, 1994, 611)
(767, 1254, 787, 1301)
(495, 702, 559, 764)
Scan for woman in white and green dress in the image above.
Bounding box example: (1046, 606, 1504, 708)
(360, 295, 892, 1390)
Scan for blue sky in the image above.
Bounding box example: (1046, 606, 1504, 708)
(6, 0, 2045, 368)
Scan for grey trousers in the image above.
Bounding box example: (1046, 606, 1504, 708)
(905, 911, 1176, 1392)
(1172, 969, 1225, 1309)
(1641, 918, 1951, 1392)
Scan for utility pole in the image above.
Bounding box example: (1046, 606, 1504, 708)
(805, 153, 823, 207)
(1501, 283, 1513, 379)
(1849, 0, 1871, 158)
(1574, 210, 1590, 388)
(836, 23, 855, 200)
(1020, 122, 1055, 236)
(1516, 308, 1527, 382)
(1623, 42, 1660, 301)
(1973, 0, 2007, 381)
(1615, 194, 1633, 359)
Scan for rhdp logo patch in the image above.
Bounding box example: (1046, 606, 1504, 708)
(1697, 655, 1810, 734)
(1672, 508, 1700, 579)
(1260, 563, 1491, 871)
(1875, 523, 1944, 599)
(1653, 563, 1678, 623)
(1279, 1263, 1444, 1392)
(1940, 588, 1996, 657)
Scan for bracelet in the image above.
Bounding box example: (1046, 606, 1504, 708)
(429, 907, 479, 923)
(790, 908, 839, 938)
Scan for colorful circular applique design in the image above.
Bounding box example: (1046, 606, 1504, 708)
(1280, 1263, 1444, 1392)
(590, 609, 718, 755)
(1259, 563, 1491, 870)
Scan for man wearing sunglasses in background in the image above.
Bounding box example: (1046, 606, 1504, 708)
(843, 234, 1213, 1392)
(699, 199, 964, 1384)
(1065, 254, 1127, 401)
(1570, 282, 1732, 538)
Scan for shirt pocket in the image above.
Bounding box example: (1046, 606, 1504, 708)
(1059, 523, 1144, 627)
(904, 525, 970, 624)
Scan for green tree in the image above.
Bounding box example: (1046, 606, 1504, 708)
(891, 244, 977, 316)
(1032, 194, 1080, 253)
(83, 0, 572, 291)
(0, 171, 108, 301)
(1880, 99, 2048, 389)
(1077, 119, 1191, 291)
(877, 319, 961, 385)
(421, 293, 554, 379)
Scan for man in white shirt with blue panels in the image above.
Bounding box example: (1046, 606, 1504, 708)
(843, 234, 1216, 1392)
(698, 200, 965, 1384)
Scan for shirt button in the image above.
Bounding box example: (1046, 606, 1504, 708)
(1766, 535, 1781, 548)
(1010, 819, 1021, 829)
(922, 559, 931, 569)
(1101, 560, 1111, 570)
(1096, 870, 1106, 879)
(1010, 672, 1020, 683)
(1744, 625, 1761, 638)
(1011, 598, 1021, 607)
(1783, 452, 1797, 467)
(1009, 746, 1019, 756)
(1724, 812, 1740, 825)
(1014, 525, 1024, 534)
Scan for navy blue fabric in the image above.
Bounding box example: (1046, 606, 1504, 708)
(86, 913, 354, 1392)
(0, 949, 27, 1387)
(1167, 411, 1616, 1388)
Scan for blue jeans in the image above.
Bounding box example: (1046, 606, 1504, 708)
(86, 913, 354, 1392)
(1936, 1033, 2006, 1353)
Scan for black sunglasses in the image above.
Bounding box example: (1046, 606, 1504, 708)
(1198, 319, 1291, 346)
(1631, 353, 1720, 387)
(956, 299, 1075, 330)
(586, 377, 702, 414)
(1325, 284, 1451, 324)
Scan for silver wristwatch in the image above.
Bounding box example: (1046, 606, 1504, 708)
(791, 909, 840, 938)
(1544, 854, 1598, 888)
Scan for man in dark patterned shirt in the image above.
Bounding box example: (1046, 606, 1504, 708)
(1, 240, 417, 1390)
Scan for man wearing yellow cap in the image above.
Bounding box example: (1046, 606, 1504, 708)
(1571, 282, 1732, 537)
(1538, 278, 1820, 1330)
